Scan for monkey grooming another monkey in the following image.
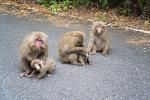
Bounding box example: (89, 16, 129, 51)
(19, 32, 48, 77)
(87, 21, 109, 55)
(31, 57, 56, 79)
(58, 31, 90, 66)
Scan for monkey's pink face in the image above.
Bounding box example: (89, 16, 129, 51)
(33, 38, 44, 48)
(96, 25, 104, 34)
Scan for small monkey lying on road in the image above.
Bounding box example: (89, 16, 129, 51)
(87, 21, 110, 55)
(31, 57, 56, 79)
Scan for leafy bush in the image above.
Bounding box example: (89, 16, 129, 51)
(114, 7, 131, 16)
(36, 0, 146, 17)
(138, 0, 146, 10)
(36, 0, 73, 14)
(78, 0, 92, 6)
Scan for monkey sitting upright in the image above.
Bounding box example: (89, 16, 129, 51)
(58, 31, 90, 66)
(31, 57, 56, 79)
(19, 32, 48, 77)
(87, 21, 110, 55)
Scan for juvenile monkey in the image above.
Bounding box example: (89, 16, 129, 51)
(87, 21, 109, 55)
(19, 32, 48, 77)
(58, 31, 90, 66)
(31, 57, 56, 79)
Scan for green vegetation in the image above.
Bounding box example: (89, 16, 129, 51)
(36, 0, 148, 18)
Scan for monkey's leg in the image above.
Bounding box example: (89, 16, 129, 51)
(36, 70, 47, 79)
(102, 41, 109, 55)
(78, 55, 86, 66)
(83, 54, 91, 65)
(20, 60, 32, 77)
(27, 70, 38, 78)
(77, 52, 90, 65)
(87, 39, 94, 53)
(69, 54, 82, 66)
(37, 51, 48, 61)
(91, 44, 96, 55)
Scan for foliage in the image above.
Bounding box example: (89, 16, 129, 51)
(114, 8, 131, 16)
(36, 0, 73, 14)
(36, 0, 146, 17)
(138, 0, 145, 10)
(78, 0, 92, 6)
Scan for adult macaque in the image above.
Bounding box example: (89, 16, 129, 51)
(19, 32, 48, 77)
(87, 21, 109, 55)
(31, 57, 56, 79)
(58, 31, 90, 66)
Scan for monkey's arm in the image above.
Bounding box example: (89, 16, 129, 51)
(20, 58, 33, 77)
(102, 40, 109, 55)
(26, 55, 32, 62)
(43, 47, 48, 60)
(36, 69, 47, 79)
(28, 69, 38, 78)
(87, 38, 95, 53)
(64, 46, 84, 54)
(37, 51, 48, 62)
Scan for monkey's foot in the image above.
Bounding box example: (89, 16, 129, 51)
(19, 72, 29, 77)
(87, 61, 92, 65)
(80, 64, 85, 66)
(72, 62, 82, 66)
(102, 52, 107, 56)
(91, 52, 96, 55)
(48, 74, 52, 77)
(27, 74, 34, 78)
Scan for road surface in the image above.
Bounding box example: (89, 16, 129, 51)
(0, 12, 150, 100)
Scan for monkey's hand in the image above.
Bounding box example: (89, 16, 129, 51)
(83, 47, 89, 53)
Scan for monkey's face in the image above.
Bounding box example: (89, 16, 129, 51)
(31, 38, 45, 51)
(31, 32, 48, 50)
(34, 63, 41, 70)
(95, 25, 104, 34)
(34, 38, 44, 48)
(31, 59, 45, 70)
(33, 60, 44, 71)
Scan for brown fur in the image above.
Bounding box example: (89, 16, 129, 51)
(58, 31, 90, 66)
(19, 32, 48, 77)
(30, 57, 56, 79)
(87, 21, 109, 55)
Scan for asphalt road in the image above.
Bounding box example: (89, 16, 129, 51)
(0, 12, 150, 100)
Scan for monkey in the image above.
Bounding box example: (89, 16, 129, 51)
(77, 52, 91, 65)
(19, 32, 48, 77)
(58, 31, 90, 66)
(87, 21, 109, 55)
(30, 57, 56, 79)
